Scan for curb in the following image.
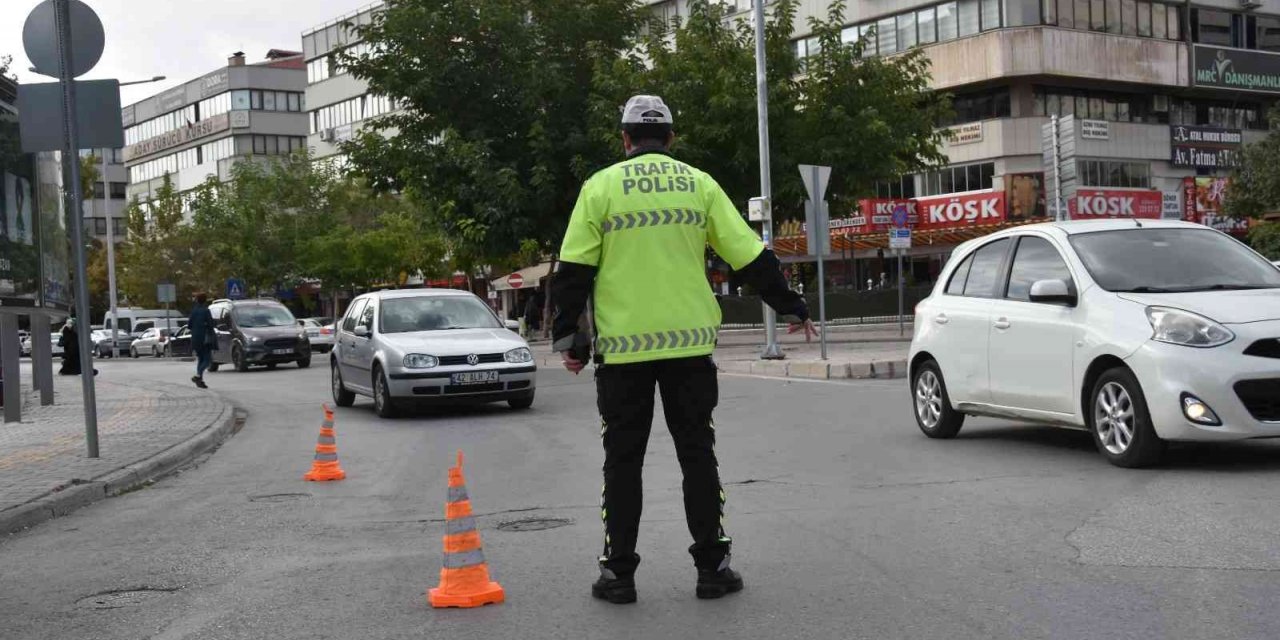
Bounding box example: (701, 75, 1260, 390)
(0, 404, 240, 537)
(716, 358, 908, 381)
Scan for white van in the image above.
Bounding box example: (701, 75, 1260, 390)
(103, 308, 184, 335)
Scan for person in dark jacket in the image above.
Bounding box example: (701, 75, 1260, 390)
(188, 293, 215, 388)
(58, 317, 95, 376)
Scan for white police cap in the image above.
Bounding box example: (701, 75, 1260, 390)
(620, 95, 673, 125)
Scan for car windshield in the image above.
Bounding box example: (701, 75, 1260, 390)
(380, 296, 500, 333)
(233, 305, 296, 328)
(1069, 228, 1280, 293)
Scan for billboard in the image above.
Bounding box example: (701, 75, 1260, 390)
(0, 146, 40, 308)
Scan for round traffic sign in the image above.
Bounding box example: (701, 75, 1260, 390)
(23, 0, 105, 79)
(507, 273, 524, 289)
(891, 205, 910, 229)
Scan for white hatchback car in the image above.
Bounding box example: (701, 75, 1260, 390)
(909, 220, 1280, 467)
(330, 289, 537, 418)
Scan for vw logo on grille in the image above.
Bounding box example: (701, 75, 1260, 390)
(466, 353, 480, 366)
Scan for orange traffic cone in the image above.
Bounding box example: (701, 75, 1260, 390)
(303, 405, 346, 482)
(428, 451, 505, 608)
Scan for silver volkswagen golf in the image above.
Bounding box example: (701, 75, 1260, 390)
(330, 289, 537, 417)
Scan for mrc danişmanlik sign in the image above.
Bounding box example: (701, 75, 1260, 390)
(1193, 45, 1280, 95)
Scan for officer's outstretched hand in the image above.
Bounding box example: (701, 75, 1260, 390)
(788, 319, 820, 343)
(561, 351, 586, 375)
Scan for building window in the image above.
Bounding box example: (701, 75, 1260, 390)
(958, 0, 981, 35)
(263, 91, 277, 111)
(877, 17, 898, 53)
(1078, 160, 1150, 188)
(941, 88, 1011, 126)
(1194, 8, 1233, 46)
(232, 90, 251, 110)
(1034, 87, 1158, 123)
(288, 93, 301, 112)
(938, 2, 959, 39)
(981, 0, 1002, 30)
(91, 182, 106, 199)
(919, 7, 938, 42)
(110, 182, 127, 199)
(1005, 0, 1041, 26)
(1259, 15, 1280, 52)
(898, 12, 918, 49)
(920, 162, 996, 196)
(250, 91, 263, 110)
(875, 175, 917, 198)
(308, 56, 331, 84)
(112, 218, 126, 236)
(93, 218, 107, 235)
(1137, 1, 1152, 36)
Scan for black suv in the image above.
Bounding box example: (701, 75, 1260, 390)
(208, 298, 311, 372)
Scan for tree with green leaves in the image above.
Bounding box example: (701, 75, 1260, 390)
(1224, 107, 1280, 258)
(340, 0, 643, 265)
(603, 0, 950, 220)
(117, 176, 215, 308)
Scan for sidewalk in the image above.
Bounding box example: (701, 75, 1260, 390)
(0, 368, 237, 535)
(534, 323, 913, 381)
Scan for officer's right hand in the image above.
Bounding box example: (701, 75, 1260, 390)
(561, 351, 586, 375)
(788, 319, 819, 343)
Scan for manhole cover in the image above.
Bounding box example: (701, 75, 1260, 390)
(76, 587, 179, 610)
(496, 517, 573, 532)
(248, 493, 312, 503)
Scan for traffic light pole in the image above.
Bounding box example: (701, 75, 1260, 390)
(754, 0, 783, 360)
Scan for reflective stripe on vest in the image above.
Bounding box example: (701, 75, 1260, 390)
(601, 209, 705, 235)
(442, 548, 487, 569)
(597, 326, 717, 355)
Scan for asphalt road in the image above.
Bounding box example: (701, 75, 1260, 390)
(5, 356, 1280, 639)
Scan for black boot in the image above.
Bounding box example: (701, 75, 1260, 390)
(591, 567, 637, 604)
(696, 558, 744, 600)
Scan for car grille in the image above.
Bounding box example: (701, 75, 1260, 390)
(264, 338, 296, 350)
(438, 353, 504, 366)
(1234, 379, 1280, 422)
(1243, 339, 1280, 359)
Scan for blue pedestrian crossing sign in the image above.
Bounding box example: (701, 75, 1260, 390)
(226, 278, 246, 300)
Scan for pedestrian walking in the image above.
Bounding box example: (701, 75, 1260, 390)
(188, 293, 215, 389)
(552, 95, 817, 604)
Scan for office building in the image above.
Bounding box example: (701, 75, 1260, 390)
(122, 50, 309, 207)
(78, 148, 128, 244)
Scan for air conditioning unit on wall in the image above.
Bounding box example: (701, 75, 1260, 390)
(319, 128, 335, 142)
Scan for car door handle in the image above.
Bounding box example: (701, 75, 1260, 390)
(993, 317, 1011, 330)
(934, 313, 949, 325)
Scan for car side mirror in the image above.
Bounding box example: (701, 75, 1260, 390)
(504, 319, 520, 331)
(353, 325, 371, 338)
(1029, 279, 1077, 306)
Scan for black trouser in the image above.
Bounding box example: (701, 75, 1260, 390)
(595, 355, 729, 576)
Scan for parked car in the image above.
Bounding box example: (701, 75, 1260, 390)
(92, 329, 136, 358)
(300, 318, 336, 352)
(330, 289, 537, 418)
(164, 326, 193, 358)
(131, 318, 185, 339)
(130, 328, 170, 358)
(207, 298, 310, 371)
(18, 330, 30, 357)
(909, 219, 1280, 468)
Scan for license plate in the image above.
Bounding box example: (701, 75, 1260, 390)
(271, 348, 293, 355)
(307, 330, 319, 336)
(451, 371, 499, 385)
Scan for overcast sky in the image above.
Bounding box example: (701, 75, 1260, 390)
(2, 0, 365, 105)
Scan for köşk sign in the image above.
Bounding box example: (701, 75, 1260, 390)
(1069, 190, 1163, 219)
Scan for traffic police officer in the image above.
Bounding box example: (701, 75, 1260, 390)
(552, 95, 816, 604)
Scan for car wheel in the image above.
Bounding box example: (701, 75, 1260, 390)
(267, 363, 278, 370)
(297, 354, 311, 369)
(1089, 367, 1164, 468)
(233, 345, 249, 372)
(331, 361, 355, 407)
(509, 393, 535, 410)
(912, 360, 964, 439)
(130, 346, 138, 358)
(209, 361, 220, 373)
(373, 365, 398, 418)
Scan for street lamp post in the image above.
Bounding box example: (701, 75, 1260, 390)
(102, 75, 164, 356)
(753, 0, 783, 360)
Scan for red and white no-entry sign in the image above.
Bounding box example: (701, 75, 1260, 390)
(507, 273, 524, 289)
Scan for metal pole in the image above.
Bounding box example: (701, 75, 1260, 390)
(754, 0, 783, 360)
(1052, 114, 1063, 221)
(103, 149, 120, 357)
(54, 0, 100, 458)
(897, 253, 905, 337)
(817, 252, 827, 360)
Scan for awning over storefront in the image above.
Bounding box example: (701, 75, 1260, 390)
(492, 262, 554, 291)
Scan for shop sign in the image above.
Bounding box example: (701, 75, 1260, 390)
(948, 122, 983, 145)
(123, 113, 230, 162)
(1171, 125, 1242, 169)
(1183, 176, 1249, 235)
(1080, 119, 1109, 140)
(1069, 189, 1162, 219)
(914, 191, 1006, 229)
(857, 198, 918, 231)
(1161, 191, 1181, 219)
(1193, 45, 1280, 95)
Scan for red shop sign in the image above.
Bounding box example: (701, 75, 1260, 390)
(1069, 189, 1162, 219)
(914, 191, 1006, 230)
(857, 199, 919, 232)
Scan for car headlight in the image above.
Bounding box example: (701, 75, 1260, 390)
(1146, 306, 1234, 348)
(249, 335, 260, 343)
(505, 347, 533, 364)
(403, 354, 439, 369)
